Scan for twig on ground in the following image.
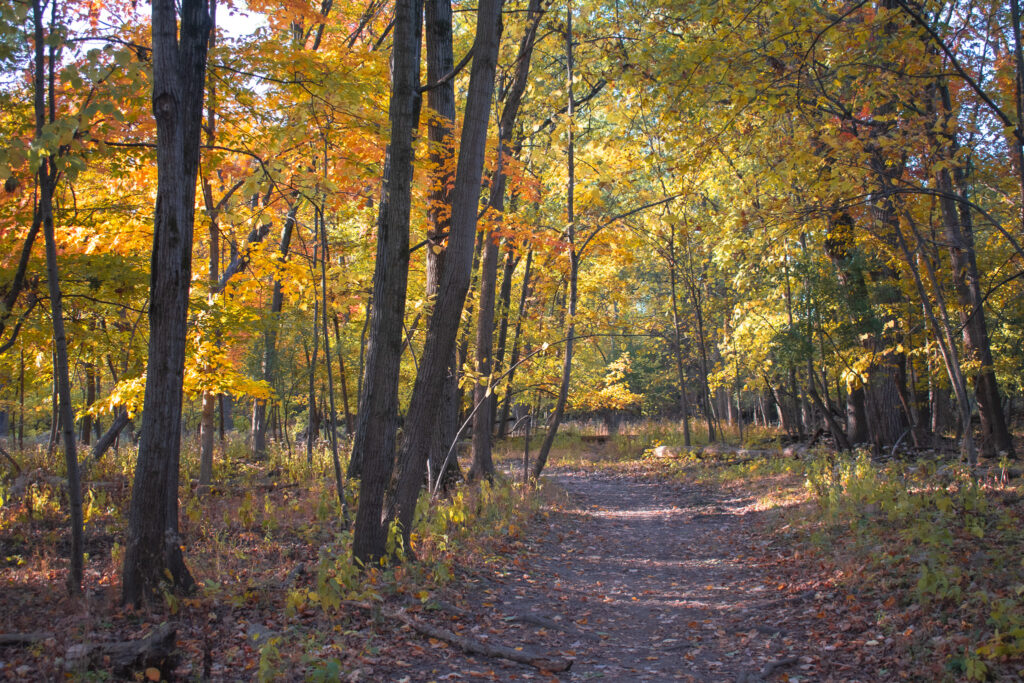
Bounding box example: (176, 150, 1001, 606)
(341, 600, 573, 672)
(735, 655, 799, 683)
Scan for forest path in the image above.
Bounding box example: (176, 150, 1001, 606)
(405, 463, 836, 682)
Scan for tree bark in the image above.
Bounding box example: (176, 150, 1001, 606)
(889, 195, 977, 463)
(198, 0, 219, 491)
(122, 0, 211, 606)
(383, 0, 505, 557)
(935, 164, 1014, 457)
(667, 226, 691, 447)
(317, 209, 350, 524)
(82, 363, 96, 446)
(332, 314, 354, 435)
(470, 0, 543, 481)
(350, 0, 422, 564)
(251, 198, 300, 459)
(421, 0, 463, 494)
(34, 0, 83, 595)
(532, 5, 576, 480)
(498, 249, 533, 439)
(92, 409, 130, 461)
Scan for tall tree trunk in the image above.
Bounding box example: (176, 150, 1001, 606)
(532, 5, 576, 480)
(332, 315, 354, 435)
(18, 349, 25, 450)
(470, 0, 543, 481)
(498, 248, 533, 439)
(692, 283, 715, 442)
(490, 248, 519, 429)
(123, 0, 211, 606)
(470, 217, 501, 480)
(421, 0, 463, 493)
(935, 167, 1014, 457)
(251, 199, 301, 459)
(81, 363, 96, 445)
(889, 194, 977, 463)
(307, 259, 320, 465)
(199, 0, 219, 490)
(34, 0, 83, 595)
(318, 208, 350, 524)
(41, 168, 83, 595)
(667, 227, 691, 447)
(350, 0, 423, 564)
(383, 0, 505, 557)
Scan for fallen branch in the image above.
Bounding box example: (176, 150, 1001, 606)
(91, 410, 130, 461)
(64, 622, 177, 676)
(761, 656, 799, 677)
(0, 632, 54, 646)
(0, 444, 21, 476)
(735, 656, 799, 683)
(342, 600, 572, 672)
(192, 479, 301, 493)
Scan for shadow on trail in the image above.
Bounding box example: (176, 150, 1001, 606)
(402, 461, 837, 682)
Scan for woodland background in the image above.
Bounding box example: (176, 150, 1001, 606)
(1, 0, 1024, 678)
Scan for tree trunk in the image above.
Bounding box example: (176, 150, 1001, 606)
(123, 0, 210, 606)
(34, 0, 83, 594)
(349, 0, 422, 564)
(82, 363, 96, 446)
(936, 166, 1014, 457)
(889, 197, 977, 463)
(317, 209, 350, 524)
(490, 248, 519, 429)
(383, 0, 505, 557)
(682, 241, 716, 442)
(846, 387, 868, 444)
(667, 229, 691, 447)
(532, 6, 576, 480)
(470, 0, 543, 481)
(923, 80, 1013, 458)
(420, 0, 463, 493)
(92, 409, 130, 461)
(198, 0, 219, 492)
(332, 315, 354, 435)
(498, 249, 533, 439)
(251, 199, 301, 459)
(307, 270, 320, 465)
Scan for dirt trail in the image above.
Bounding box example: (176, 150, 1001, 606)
(404, 465, 837, 682)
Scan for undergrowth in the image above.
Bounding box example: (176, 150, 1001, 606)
(630, 436, 1024, 681)
(800, 452, 1024, 681)
(1, 434, 549, 680)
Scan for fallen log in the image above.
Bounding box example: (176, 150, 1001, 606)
(64, 622, 177, 676)
(0, 445, 21, 476)
(91, 410, 130, 461)
(0, 632, 54, 646)
(342, 600, 572, 672)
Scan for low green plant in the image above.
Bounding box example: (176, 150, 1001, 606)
(801, 450, 1024, 677)
(256, 636, 283, 682)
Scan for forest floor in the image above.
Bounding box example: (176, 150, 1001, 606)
(387, 459, 892, 682)
(1, 441, 1022, 681)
